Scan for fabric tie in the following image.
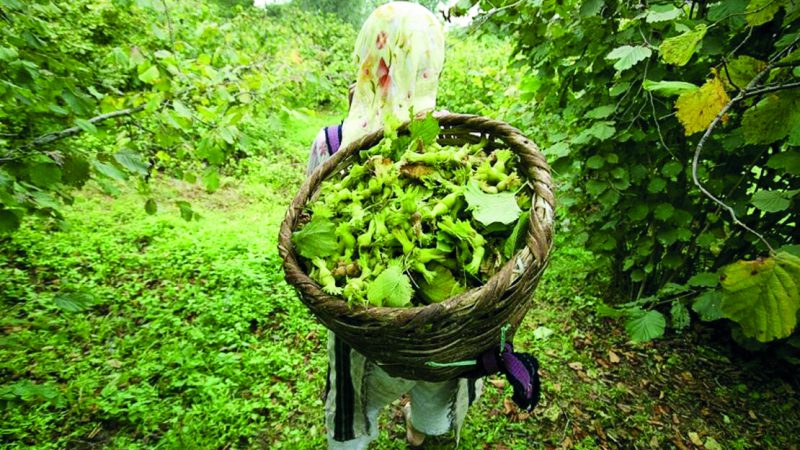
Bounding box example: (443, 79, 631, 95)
(466, 343, 541, 412)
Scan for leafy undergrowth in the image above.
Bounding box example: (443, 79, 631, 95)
(2, 109, 799, 448)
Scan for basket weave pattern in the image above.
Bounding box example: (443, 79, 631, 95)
(278, 113, 555, 381)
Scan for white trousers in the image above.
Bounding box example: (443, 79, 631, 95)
(324, 331, 483, 449)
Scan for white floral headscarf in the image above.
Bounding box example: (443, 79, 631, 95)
(340, 2, 445, 150)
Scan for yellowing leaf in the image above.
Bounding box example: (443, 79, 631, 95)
(720, 252, 800, 342)
(741, 93, 800, 145)
(722, 56, 767, 90)
(675, 75, 731, 135)
(745, 0, 782, 26)
(660, 25, 707, 66)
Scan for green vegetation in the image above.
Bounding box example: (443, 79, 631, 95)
(2, 0, 799, 448)
(465, 0, 800, 348)
(293, 115, 531, 306)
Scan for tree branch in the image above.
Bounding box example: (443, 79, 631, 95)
(741, 81, 800, 99)
(27, 105, 148, 147)
(691, 65, 777, 255)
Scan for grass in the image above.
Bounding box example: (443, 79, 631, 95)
(2, 109, 799, 449)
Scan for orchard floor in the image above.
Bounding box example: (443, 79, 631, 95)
(2, 111, 799, 449)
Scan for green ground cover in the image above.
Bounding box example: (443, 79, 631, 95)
(2, 109, 798, 449)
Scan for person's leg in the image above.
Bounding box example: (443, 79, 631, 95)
(408, 377, 484, 442)
(325, 330, 414, 449)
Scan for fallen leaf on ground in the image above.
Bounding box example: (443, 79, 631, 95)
(568, 362, 584, 371)
(688, 431, 703, 446)
(608, 350, 621, 363)
(503, 397, 515, 415)
(488, 379, 506, 389)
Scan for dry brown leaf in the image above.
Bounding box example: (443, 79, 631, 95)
(568, 362, 584, 371)
(503, 397, 516, 415)
(608, 350, 621, 364)
(561, 436, 573, 449)
(488, 379, 506, 389)
(399, 162, 434, 179)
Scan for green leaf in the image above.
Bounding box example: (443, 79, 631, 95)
(625, 309, 666, 343)
(708, 0, 747, 27)
(646, 4, 683, 23)
(138, 65, 161, 84)
(292, 217, 338, 259)
(661, 161, 682, 178)
(503, 211, 530, 259)
(545, 142, 570, 159)
(172, 100, 193, 119)
(74, 119, 98, 134)
(29, 163, 62, 187)
(367, 264, 412, 307)
(176, 200, 195, 221)
(416, 264, 464, 304)
(654, 203, 675, 220)
(720, 252, 800, 342)
(586, 121, 616, 141)
(579, 0, 604, 17)
(61, 156, 90, 187)
(585, 104, 616, 119)
(643, 80, 699, 97)
(628, 203, 649, 220)
(741, 94, 800, 145)
(0, 208, 21, 234)
(670, 301, 690, 330)
(0, 46, 19, 61)
(745, 0, 782, 26)
(693, 290, 725, 321)
(606, 45, 652, 72)
(464, 182, 521, 227)
(93, 161, 127, 181)
(54, 292, 95, 313)
(647, 177, 667, 194)
(586, 155, 605, 169)
(202, 167, 220, 193)
(688, 272, 720, 287)
(751, 189, 797, 212)
(145, 199, 157, 215)
(766, 151, 800, 175)
(722, 56, 767, 89)
(586, 180, 607, 196)
(408, 113, 439, 147)
(114, 150, 149, 176)
(660, 24, 707, 66)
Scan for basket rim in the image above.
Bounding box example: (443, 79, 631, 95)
(277, 112, 555, 326)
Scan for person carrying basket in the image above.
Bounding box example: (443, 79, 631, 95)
(301, 2, 547, 448)
(306, 4, 480, 447)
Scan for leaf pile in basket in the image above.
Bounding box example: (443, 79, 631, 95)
(292, 114, 533, 308)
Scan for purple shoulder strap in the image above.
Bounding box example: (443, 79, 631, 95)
(324, 125, 343, 155)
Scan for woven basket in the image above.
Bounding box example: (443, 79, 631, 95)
(278, 113, 555, 382)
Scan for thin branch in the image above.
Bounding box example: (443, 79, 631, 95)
(647, 91, 677, 159)
(474, 0, 524, 27)
(741, 81, 800, 99)
(21, 61, 268, 149)
(712, 0, 778, 29)
(160, 0, 175, 48)
(691, 66, 776, 255)
(27, 105, 148, 147)
(728, 26, 753, 58)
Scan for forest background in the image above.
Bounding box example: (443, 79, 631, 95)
(1, 0, 798, 448)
